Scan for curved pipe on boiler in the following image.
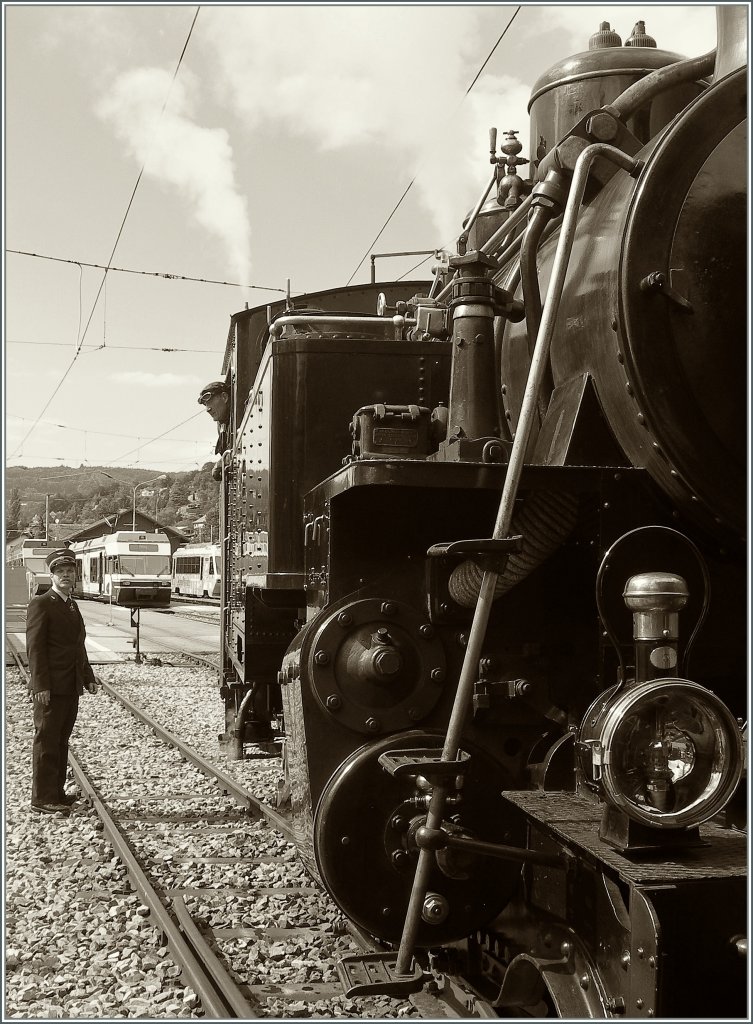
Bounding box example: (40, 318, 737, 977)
(606, 48, 716, 122)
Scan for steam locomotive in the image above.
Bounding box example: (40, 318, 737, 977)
(215, 8, 747, 1017)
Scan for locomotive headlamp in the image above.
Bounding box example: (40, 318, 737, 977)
(581, 679, 743, 829)
(580, 565, 743, 840)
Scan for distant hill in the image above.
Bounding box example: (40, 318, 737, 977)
(5, 464, 220, 540)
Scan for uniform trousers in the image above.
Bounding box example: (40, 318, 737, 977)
(32, 693, 79, 804)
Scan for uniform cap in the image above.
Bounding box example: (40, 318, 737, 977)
(198, 381, 229, 405)
(46, 549, 76, 572)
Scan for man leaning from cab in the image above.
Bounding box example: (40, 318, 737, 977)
(198, 379, 231, 480)
(26, 548, 102, 815)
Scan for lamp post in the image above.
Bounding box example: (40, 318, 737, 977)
(155, 486, 168, 522)
(132, 474, 167, 530)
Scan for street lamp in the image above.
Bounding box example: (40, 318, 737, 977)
(154, 486, 168, 521)
(132, 474, 167, 530)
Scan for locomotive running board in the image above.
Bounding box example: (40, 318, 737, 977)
(337, 952, 425, 997)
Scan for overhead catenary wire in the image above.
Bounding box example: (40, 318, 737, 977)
(103, 411, 209, 467)
(345, 6, 522, 286)
(6, 414, 209, 444)
(9, 7, 201, 461)
(6, 250, 289, 293)
(6, 339, 219, 353)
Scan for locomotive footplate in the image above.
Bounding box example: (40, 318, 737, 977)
(502, 790, 747, 881)
(337, 951, 425, 998)
(378, 748, 470, 779)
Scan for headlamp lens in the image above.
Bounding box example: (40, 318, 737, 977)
(585, 680, 742, 829)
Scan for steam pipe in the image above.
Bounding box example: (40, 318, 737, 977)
(436, 194, 535, 305)
(606, 48, 716, 121)
(482, 193, 533, 257)
(461, 169, 500, 246)
(519, 205, 553, 421)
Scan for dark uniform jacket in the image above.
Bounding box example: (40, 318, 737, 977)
(26, 589, 96, 696)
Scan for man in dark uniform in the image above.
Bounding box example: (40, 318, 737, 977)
(198, 380, 231, 480)
(26, 548, 102, 815)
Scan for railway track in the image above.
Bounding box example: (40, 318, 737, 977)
(6, 651, 447, 1018)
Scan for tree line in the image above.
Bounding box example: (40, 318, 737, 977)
(5, 464, 220, 538)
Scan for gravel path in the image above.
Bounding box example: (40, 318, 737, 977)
(4, 665, 420, 1020)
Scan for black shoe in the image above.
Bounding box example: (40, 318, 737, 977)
(58, 793, 80, 806)
(30, 802, 71, 815)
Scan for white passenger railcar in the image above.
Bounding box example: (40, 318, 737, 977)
(171, 543, 221, 598)
(17, 540, 58, 599)
(70, 531, 172, 607)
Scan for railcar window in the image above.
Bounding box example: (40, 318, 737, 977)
(23, 557, 49, 572)
(89, 557, 98, 582)
(120, 555, 171, 576)
(175, 557, 201, 574)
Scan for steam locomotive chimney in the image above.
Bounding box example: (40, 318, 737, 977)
(714, 5, 747, 81)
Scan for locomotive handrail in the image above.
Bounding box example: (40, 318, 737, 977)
(393, 140, 644, 980)
(269, 314, 406, 342)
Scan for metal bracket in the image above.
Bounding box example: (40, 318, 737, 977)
(337, 952, 425, 998)
(427, 536, 523, 574)
(639, 271, 693, 313)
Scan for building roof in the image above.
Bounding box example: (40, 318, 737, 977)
(65, 510, 189, 546)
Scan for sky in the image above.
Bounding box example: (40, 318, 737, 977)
(3, 3, 721, 475)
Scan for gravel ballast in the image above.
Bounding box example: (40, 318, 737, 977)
(4, 664, 421, 1019)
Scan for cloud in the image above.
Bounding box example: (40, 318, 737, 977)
(96, 68, 252, 282)
(199, 6, 535, 245)
(539, 6, 717, 58)
(93, 5, 719, 269)
(110, 370, 199, 389)
(197, 5, 717, 247)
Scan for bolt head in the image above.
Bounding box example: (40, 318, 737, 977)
(315, 650, 330, 666)
(380, 602, 396, 616)
(365, 717, 381, 733)
(586, 111, 618, 141)
(326, 694, 342, 711)
(419, 624, 434, 639)
(337, 611, 353, 627)
(373, 648, 402, 676)
(430, 667, 445, 683)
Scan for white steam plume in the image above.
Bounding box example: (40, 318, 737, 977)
(97, 68, 252, 283)
(201, 6, 533, 245)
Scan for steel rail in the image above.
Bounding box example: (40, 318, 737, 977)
(9, 644, 486, 1018)
(171, 897, 261, 1017)
(102, 680, 293, 839)
(5, 635, 28, 671)
(67, 748, 260, 1020)
(9, 654, 260, 1019)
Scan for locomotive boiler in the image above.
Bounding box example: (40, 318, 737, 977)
(215, 8, 747, 1017)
